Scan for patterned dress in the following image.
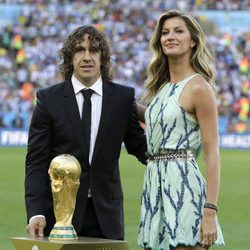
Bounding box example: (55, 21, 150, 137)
(138, 75, 225, 250)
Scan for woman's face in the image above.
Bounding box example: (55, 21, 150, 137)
(160, 17, 195, 58)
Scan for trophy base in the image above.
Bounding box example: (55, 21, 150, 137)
(11, 237, 130, 250)
(48, 226, 78, 240)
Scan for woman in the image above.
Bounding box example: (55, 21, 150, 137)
(137, 10, 225, 250)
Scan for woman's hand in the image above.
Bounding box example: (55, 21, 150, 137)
(200, 208, 218, 249)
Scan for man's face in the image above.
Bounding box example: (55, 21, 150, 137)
(72, 33, 101, 87)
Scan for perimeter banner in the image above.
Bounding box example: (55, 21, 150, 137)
(219, 133, 250, 149)
(1, 129, 250, 149)
(0, 129, 28, 146)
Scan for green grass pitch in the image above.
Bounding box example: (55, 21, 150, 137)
(0, 147, 249, 249)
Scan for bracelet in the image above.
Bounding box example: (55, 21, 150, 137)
(204, 202, 218, 212)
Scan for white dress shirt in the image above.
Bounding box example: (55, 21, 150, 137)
(72, 74, 103, 164)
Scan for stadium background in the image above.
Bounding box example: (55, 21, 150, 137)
(0, 1, 249, 250)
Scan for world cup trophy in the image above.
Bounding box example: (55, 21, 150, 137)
(48, 154, 81, 240)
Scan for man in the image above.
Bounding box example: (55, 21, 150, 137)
(25, 25, 147, 240)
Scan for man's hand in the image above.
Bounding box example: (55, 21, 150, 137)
(26, 217, 46, 238)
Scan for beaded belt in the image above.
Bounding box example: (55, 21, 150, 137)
(147, 149, 194, 162)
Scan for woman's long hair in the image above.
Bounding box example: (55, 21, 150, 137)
(144, 10, 216, 103)
(58, 25, 113, 81)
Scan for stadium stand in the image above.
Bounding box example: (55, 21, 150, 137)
(0, 0, 250, 134)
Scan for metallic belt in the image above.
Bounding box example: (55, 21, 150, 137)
(147, 149, 194, 162)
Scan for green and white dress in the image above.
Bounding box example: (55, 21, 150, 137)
(138, 75, 225, 250)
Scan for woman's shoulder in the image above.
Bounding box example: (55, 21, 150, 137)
(188, 75, 216, 108)
(189, 75, 213, 96)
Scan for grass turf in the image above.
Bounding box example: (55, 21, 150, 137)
(0, 147, 249, 249)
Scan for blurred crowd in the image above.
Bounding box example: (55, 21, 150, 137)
(1, 0, 250, 10)
(0, 0, 250, 133)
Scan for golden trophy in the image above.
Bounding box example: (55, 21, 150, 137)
(48, 154, 81, 240)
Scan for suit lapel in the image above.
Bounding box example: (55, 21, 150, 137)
(91, 82, 113, 166)
(62, 80, 89, 165)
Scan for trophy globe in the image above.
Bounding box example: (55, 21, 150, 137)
(48, 154, 81, 240)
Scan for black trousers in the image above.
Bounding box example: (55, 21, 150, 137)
(79, 197, 105, 238)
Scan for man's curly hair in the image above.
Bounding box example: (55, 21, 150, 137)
(58, 25, 113, 81)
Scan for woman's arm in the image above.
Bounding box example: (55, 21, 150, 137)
(191, 78, 220, 248)
(136, 102, 147, 123)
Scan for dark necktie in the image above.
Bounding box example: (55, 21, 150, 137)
(81, 89, 94, 162)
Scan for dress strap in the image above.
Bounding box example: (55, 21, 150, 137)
(173, 74, 199, 100)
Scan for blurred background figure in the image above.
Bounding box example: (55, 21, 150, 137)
(0, 0, 250, 136)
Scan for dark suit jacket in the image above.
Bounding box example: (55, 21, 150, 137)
(25, 79, 147, 240)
